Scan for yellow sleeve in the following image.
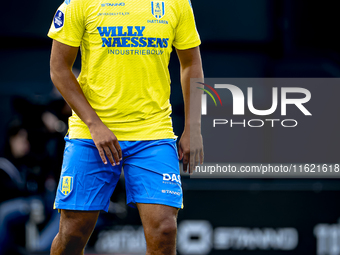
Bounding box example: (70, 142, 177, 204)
(47, 0, 85, 47)
(173, 0, 201, 50)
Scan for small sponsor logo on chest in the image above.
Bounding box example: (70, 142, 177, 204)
(101, 2, 125, 7)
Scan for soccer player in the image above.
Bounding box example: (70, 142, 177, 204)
(48, 0, 203, 254)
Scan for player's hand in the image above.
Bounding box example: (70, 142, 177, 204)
(89, 122, 122, 166)
(178, 129, 204, 174)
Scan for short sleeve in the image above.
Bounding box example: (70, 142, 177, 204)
(173, 0, 201, 50)
(47, 0, 85, 47)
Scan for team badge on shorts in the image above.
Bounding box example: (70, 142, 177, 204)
(151, 1, 165, 19)
(61, 176, 73, 196)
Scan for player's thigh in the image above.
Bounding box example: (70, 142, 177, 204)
(59, 209, 100, 240)
(55, 136, 122, 212)
(137, 203, 178, 237)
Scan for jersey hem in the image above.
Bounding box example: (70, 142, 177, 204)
(68, 119, 178, 141)
(68, 132, 178, 141)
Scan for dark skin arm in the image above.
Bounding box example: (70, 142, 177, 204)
(176, 46, 204, 173)
(50, 40, 122, 166)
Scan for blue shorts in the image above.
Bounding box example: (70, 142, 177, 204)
(54, 136, 183, 212)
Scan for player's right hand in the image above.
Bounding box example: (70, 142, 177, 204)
(88, 122, 122, 166)
(178, 128, 204, 174)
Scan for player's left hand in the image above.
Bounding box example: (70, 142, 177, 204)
(178, 129, 204, 174)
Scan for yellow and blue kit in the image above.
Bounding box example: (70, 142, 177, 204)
(48, 0, 200, 211)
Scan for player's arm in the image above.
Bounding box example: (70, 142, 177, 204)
(176, 46, 204, 174)
(50, 40, 122, 166)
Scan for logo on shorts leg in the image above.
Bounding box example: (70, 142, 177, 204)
(163, 174, 181, 185)
(61, 176, 73, 196)
(162, 190, 181, 196)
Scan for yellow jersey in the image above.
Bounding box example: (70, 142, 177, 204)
(48, 0, 201, 140)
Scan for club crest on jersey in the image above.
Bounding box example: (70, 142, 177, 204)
(54, 10, 64, 29)
(61, 176, 73, 196)
(151, 1, 165, 19)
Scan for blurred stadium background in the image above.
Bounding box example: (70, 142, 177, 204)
(1, 0, 340, 254)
